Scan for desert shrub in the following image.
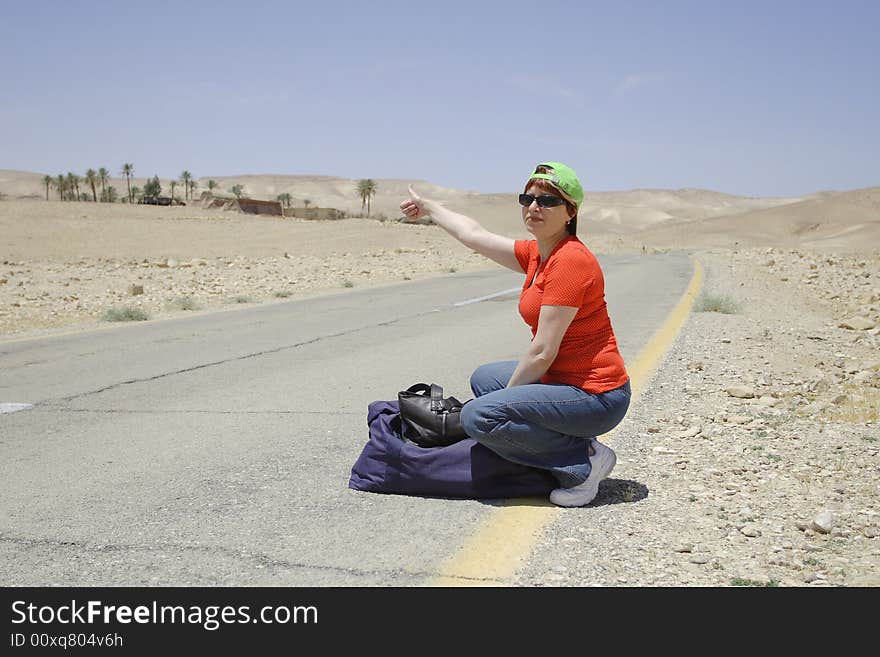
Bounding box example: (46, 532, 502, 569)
(102, 306, 149, 322)
(695, 291, 741, 314)
(167, 296, 200, 311)
(730, 578, 780, 587)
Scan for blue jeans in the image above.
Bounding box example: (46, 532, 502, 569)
(459, 361, 631, 487)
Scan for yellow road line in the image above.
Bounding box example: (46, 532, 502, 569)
(429, 256, 705, 586)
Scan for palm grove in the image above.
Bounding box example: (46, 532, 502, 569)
(42, 165, 199, 204)
(39, 166, 381, 216)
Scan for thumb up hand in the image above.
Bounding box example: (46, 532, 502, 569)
(400, 184, 428, 222)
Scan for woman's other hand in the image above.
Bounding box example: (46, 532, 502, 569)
(400, 185, 429, 222)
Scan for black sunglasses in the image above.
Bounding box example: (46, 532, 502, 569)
(518, 193, 566, 208)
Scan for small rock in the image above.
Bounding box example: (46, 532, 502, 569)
(128, 284, 144, 296)
(740, 524, 762, 537)
(853, 370, 876, 384)
(801, 402, 830, 416)
(674, 544, 693, 553)
(811, 510, 835, 534)
(863, 526, 879, 539)
(726, 385, 755, 399)
(689, 556, 710, 564)
(838, 317, 876, 330)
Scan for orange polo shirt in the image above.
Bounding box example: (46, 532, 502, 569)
(514, 236, 629, 393)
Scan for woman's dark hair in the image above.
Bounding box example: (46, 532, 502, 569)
(523, 178, 578, 236)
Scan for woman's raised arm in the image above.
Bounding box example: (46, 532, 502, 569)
(400, 185, 523, 273)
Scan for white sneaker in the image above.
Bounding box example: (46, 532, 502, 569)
(549, 440, 617, 507)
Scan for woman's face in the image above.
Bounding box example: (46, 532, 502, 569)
(521, 184, 571, 239)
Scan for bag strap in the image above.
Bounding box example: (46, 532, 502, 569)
(403, 382, 460, 413)
(430, 383, 445, 411)
(404, 383, 432, 396)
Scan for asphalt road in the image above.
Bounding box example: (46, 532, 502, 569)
(0, 252, 693, 585)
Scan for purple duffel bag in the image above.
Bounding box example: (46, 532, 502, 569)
(348, 400, 557, 499)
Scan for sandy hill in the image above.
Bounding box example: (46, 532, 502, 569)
(2, 169, 877, 251)
(629, 186, 880, 251)
(580, 188, 806, 233)
(0, 170, 48, 200)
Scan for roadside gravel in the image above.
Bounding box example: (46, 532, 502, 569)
(518, 248, 879, 587)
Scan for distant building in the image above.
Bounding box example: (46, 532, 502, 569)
(200, 194, 282, 216)
(283, 207, 344, 220)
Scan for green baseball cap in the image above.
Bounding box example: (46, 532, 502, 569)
(527, 161, 584, 208)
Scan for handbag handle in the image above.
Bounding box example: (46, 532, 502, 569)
(403, 383, 446, 412)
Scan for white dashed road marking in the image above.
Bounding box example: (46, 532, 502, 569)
(0, 403, 34, 414)
(453, 287, 521, 307)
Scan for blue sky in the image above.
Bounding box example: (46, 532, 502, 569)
(2, 0, 877, 197)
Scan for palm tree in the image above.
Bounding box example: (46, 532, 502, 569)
(98, 167, 109, 202)
(170, 180, 177, 201)
(85, 169, 98, 202)
(67, 172, 81, 201)
(121, 163, 134, 203)
(230, 184, 245, 199)
(42, 175, 53, 201)
(55, 174, 66, 201)
(130, 186, 142, 203)
(180, 170, 192, 200)
(303, 199, 312, 209)
(207, 179, 218, 193)
(356, 179, 377, 217)
(276, 193, 292, 208)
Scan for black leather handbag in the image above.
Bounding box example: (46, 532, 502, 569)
(397, 383, 468, 448)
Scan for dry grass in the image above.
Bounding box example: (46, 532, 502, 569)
(101, 306, 150, 322)
(825, 385, 880, 423)
(695, 291, 742, 314)
(167, 296, 201, 311)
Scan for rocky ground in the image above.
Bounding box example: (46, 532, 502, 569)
(0, 199, 620, 340)
(0, 244, 489, 339)
(519, 247, 879, 586)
